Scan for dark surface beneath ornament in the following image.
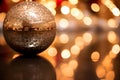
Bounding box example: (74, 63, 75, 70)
(3, 1, 56, 55)
(6, 55, 56, 80)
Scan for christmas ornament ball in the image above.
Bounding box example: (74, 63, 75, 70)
(3, 1, 56, 55)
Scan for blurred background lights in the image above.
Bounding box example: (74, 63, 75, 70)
(11, 0, 20, 3)
(83, 32, 93, 44)
(105, 71, 115, 80)
(71, 8, 84, 20)
(68, 0, 78, 5)
(96, 65, 106, 78)
(59, 33, 69, 44)
(59, 18, 69, 29)
(101, 0, 120, 16)
(107, 31, 118, 44)
(61, 49, 71, 59)
(111, 7, 120, 16)
(91, 3, 100, 12)
(70, 45, 80, 55)
(111, 44, 120, 54)
(61, 6, 70, 15)
(75, 36, 85, 49)
(91, 51, 100, 62)
(107, 18, 118, 28)
(68, 59, 78, 70)
(61, 64, 74, 77)
(47, 47, 57, 57)
(83, 16, 92, 25)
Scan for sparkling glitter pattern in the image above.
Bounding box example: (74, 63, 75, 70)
(3, 1, 56, 54)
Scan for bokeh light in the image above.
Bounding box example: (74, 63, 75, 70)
(91, 3, 100, 12)
(48, 47, 57, 57)
(91, 51, 100, 62)
(61, 6, 70, 15)
(111, 44, 120, 54)
(71, 8, 84, 20)
(59, 33, 69, 44)
(83, 16, 92, 25)
(61, 49, 71, 59)
(70, 45, 80, 55)
(107, 31, 118, 44)
(68, 0, 78, 5)
(59, 18, 69, 29)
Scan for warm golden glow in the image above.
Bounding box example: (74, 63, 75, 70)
(12, 54, 20, 59)
(59, 33, 69, 44)
(96, 65, 106, 78)
(59, 18, 69, 29)
(75, 36, 85, 49)
(105, 71, 115, 80)
(61, 49, 71, 59)
(40, 1, 56, 15)
(83, 17, 92, 25)
(91, 51, 100, 62)
(109, 51, 117, 59)
(101, 0, 120, 16)
(107, 18, 118, 28)
(68, 59, 78, 70)
(91, 3, 100, 12)
(61, 64, 74, 77)
(68, 0, 78, 5)
(48, 47, 57, 57)
(61, 6, 70, 15)
(71, 8, 84, 20)
(112, 44, 120, 54)
(107, 31, 118, 44)
(112, 7, 120, 16)
(83, 32, 92, 44)
(102, 56, 113, 71)
(70, 45, 80, 55)
(11, 0, 20, 3)
(0, 12, 6, 22)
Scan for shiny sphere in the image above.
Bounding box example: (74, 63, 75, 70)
(3, 1, 56, 55)
(7, 56, 56, 80)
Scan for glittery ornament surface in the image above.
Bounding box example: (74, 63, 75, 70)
(3, 1, 56, 54)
